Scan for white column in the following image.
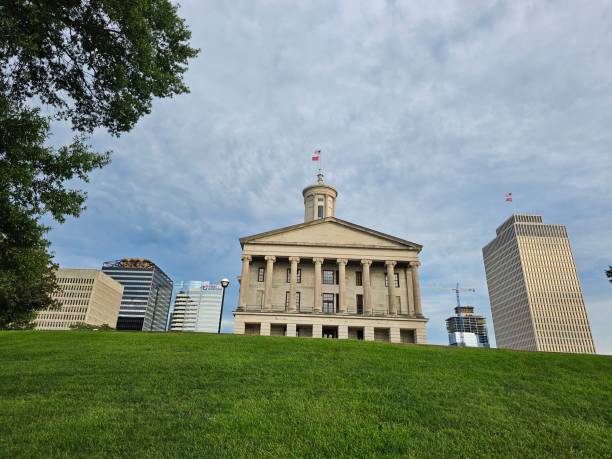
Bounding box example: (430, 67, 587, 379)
(313, 258, 323, 313)
(364, 326, 374, 341)
(260, 322, 271, 336)
(286, 323, 297, 337)
(411, 261, 422, 316)
(338, 325, 348, 339)
(263, 256, 276, 311)
(312, 323, 323, 338)
(337, 258, 348, 313)
(385, 261, 397, 316)
(239, 255, 251, 309)
(405, 265, 415, 316)
(288, 257, 300, 312)
(361, 259, 373, 315)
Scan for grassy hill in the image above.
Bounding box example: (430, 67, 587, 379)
(1, 332, 610, 458)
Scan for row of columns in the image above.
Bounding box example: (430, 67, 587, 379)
(239, 255, 422, 316)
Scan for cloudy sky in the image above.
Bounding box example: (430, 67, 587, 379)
(47, 1, 612, 352)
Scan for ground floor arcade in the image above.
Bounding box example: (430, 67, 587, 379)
(234, 312, 427, 344)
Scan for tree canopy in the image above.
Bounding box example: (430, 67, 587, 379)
(0, 1, 198, 328)
(1, 0, 199, 134)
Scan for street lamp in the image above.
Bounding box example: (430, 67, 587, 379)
(218, 278, 230, 334)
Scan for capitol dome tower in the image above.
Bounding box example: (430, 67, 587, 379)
(302, 170, 337, 222)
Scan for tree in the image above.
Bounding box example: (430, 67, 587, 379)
(607, 266, 612, 283)
(1, 0, 199, 135)
(0, 99, 109, 328)
(0, 1, 198, 328)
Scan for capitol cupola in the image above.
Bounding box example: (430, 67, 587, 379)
(302, 170, 337, 222)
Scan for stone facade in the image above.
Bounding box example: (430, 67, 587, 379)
(233, 173, 428, 343)
(34, 269, 123, 330)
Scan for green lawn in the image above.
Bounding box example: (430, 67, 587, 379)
(0, 332, 610, 458)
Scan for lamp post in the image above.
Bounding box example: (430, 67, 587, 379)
(218, 278, 230, 334)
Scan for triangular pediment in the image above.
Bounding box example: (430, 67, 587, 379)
(240, 218, 421, 251)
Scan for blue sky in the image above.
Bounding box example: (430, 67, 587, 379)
(47, 1, 612, 353)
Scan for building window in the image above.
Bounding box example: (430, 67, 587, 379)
(384, 273, 400, 287)
(322, 293, 334, 313)
(285, 291, 301, 310)
(323, 270, 334, 284)
(258, 267, 265, 282)
(318, 205, 324, 219)
(356, 271, 362, 286)
(286, 268, 302, 283)
(356, 294, 363, 314)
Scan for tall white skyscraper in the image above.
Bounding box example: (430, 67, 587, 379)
(482, 214, 595, 353)
(170, 281, 223, 333)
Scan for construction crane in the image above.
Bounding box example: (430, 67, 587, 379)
(423, 282, 476, 342)
(423, 282, 476, 308)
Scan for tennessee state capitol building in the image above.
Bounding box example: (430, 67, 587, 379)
(233, 171, 427, 343)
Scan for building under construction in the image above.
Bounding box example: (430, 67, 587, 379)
(446, 305, 490, 348)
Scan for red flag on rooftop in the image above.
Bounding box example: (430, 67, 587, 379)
(312, 150, 321, 161)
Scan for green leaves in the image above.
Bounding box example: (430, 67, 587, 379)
(1, 0, 199, 135)
(0, 98, 108, 327)
(0, 99, 110, 222)
(0, 1, 197, 327)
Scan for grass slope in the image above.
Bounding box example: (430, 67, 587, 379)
(1, 331, 611, 458)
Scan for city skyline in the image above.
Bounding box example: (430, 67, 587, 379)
(42, 1, 611, 353)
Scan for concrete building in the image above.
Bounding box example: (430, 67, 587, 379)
(233, 172, 428, 343)
(446, 306, 489, 348)
(482, 214, 595, 353)
(34, 269, 123, 330)
(102, 258, 173, 331)
(170, 281, 223, 332)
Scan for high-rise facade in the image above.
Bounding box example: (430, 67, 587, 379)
(169, 281, 223, 332)
(34, 269, 123, 330)
(482, 214, 595, 353)
(102, 258, 173, 331)
(446, 306, 489, 348)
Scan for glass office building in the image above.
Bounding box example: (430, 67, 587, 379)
(102, 258, 173, 331)
(170, 281, 223, 333)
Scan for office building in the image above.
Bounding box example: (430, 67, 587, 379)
(34, 269, 123, 329)
(170, 281, 223, 332)
(446, 305, 490, 348)
(482, 214, 595, 353)
(102, 258, 173, 331)
(234, 171, 427, 343)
